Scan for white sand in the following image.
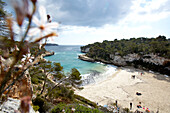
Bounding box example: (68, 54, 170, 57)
(75, 68, 170, 112)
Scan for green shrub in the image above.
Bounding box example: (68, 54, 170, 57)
(74, 94, 97, 108)
(37, 86, 41, 91)
(75, 105, 102, 113)
(123, 108, 130, 113)
(33, 96, 51, 113)
(68, 90, 74, 100)
(31, 77, 39, 84)
(51, 103, 103, 113)
(51, 103, 68, 113)
(33, 105, 40, 111)
(47, 86, 75, 102)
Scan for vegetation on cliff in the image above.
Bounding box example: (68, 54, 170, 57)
(29, 55, 113, 112)
(82, 35, 169, 59)
(81, 36, 170, 75)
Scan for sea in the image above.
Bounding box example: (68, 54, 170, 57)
(45, 45, 117, 85)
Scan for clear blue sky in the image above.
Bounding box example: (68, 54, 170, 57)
(5, 0, 170, 45)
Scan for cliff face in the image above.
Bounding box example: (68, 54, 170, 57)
(78, 54, 95, 62)
(109, 53, 169, 66)
(0, 98, 35, 113)
(79, 48, 170, 75)
(81, 47, 90, 53)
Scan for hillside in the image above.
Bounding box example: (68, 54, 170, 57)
(80, 35, 170, 75)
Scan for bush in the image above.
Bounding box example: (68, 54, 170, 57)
(75, 105, 102, 113)
(51, 103, 68, 113)
(74, 94, 97, 108)
(68, 90, 74, 100)
(123, 108, 130, 113)
(37, 86, 41, 91)
(51, 103, 103, 113)
(47, 86, 75, 102)
(31, 77, 39, 84)
(32, 96, 51, 113)
(33, 105, 39, 111)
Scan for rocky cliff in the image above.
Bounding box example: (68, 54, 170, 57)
(81, 47, 90, 53)
(0, 98, 35, 113)
(78, 54, 95, 62)
(79, 49, 170, 75)
(42, 51, 54, 57)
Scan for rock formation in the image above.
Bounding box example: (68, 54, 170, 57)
(79, 48, 170, 75)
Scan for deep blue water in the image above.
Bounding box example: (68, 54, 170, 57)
(44, 45, 107, 74)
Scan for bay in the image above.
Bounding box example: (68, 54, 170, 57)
(45, 45, 117, 84)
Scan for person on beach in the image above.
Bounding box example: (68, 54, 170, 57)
(130, 102, 132, 110)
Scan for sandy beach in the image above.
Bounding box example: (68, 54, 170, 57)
(75, 68, 170, 113)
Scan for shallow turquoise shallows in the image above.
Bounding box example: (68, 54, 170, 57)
(45, 45, 108, 75)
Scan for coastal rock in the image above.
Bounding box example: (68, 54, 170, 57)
(0, 98, 35, 113)
(79, 51, 170, 75)
(142, 54, 167, 65)
(42, 51, 54, 57)
(123, 54, 140, 62)
(78, 54, 95, 62)
(110, 55, 126, 66)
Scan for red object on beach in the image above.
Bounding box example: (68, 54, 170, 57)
(146, 108, 150, 112)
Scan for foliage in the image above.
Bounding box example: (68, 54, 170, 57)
(82, 36, 170, 59)
(74, 94, 97, 108)
(0, 3, 57, 113)
(123, 108, 130, 113)
(29, 66, 45, 84)
(67, 68, 82, 89)
(51, 103, 67, 113)
(32, 96, 51, 113)
(0, 0, 6, 17)
(81, 36, 170, 75)
(45, 67, 83, 99)
(33, 105, 40, 111)
(52, 62, 64, 80)
(51, 103, 103, 113)
(29, 59, 82, 104)
(47, 85, 75, 102)
(30, 43, 46, 56)
(31, 77, 39, 84)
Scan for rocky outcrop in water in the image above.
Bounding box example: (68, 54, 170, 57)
(42, 51, 54, 57)
(78, 54, 95, 62)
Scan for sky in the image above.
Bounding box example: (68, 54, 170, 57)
(4, 0, 170, 45)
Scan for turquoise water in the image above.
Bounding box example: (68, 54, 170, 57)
(44, 45, 107, 74)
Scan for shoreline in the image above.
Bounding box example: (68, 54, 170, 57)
(78, 54, 170, 76)
(75, 67, 170, 112)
